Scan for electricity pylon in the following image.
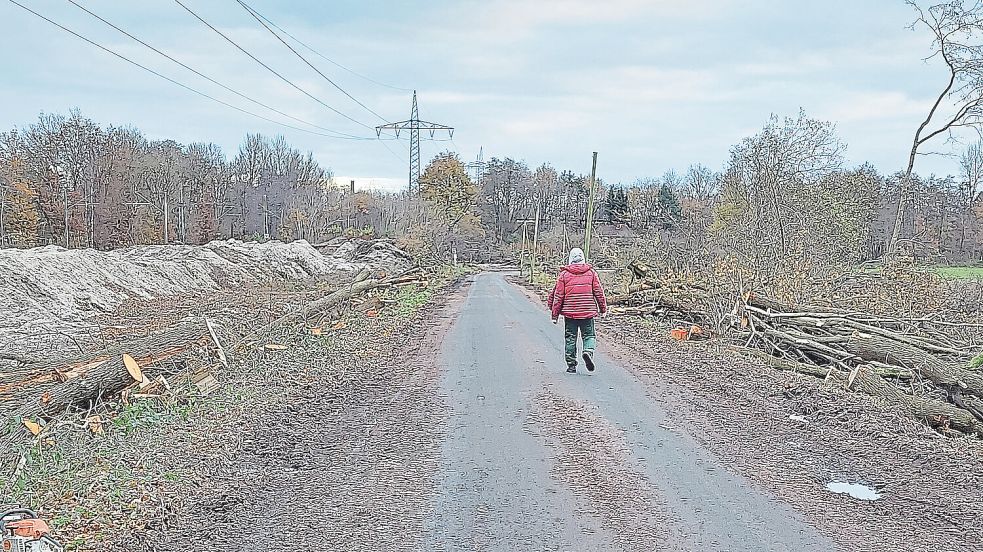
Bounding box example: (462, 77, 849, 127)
(375, 90, 454, 193)
(465, 146, 486, 187)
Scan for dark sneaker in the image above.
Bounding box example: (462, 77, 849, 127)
(566, 366, 577, 373)
(583, 351, 595, 372)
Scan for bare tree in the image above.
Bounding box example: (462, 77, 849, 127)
(683, 163, 718, 201)
(956, 140, 983, 252)
(718, 111, 846, 267)
(891, 0, 983, 254)
(661, 169, 683, 192)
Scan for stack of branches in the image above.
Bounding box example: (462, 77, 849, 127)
(604, 260, 983, 436)
(736, 292, 983, 436)
(606, 261, 726, 327)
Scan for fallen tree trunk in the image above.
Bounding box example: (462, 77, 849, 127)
(269, 277, 387, 328)
(747, 307, 973, 359)
(847, 365, 982, 436)
(734, 346, 833, 378)
(607, 263, 983, 436)
(251, 267, 423, 341)
(744, 292, 851, 316)
(4, 319, 216, 420)
(842, 332, 983, 402)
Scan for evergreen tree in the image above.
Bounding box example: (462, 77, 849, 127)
(606, 187, 630, 223)
(657, 184, 681, 229)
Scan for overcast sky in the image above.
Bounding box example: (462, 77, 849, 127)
(0, 0, 971, 191)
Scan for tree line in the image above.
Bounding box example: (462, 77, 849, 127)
(2, 108, 983, 271)
(415, 111, 983, 270)
(0, 110, 416, 248)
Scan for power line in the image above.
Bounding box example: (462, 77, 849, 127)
(449, 138, 463, 155)
(236, 0, 390, 123)
(240, 3, 412, 92)
(379, 138, 407, 164)
(62, 0, 370, 140)
(5, 0, 380, 141)
(172, 0, 375, 132)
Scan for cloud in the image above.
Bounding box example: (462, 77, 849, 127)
(586, 66, 725, 104)
(734, 53, 835, 77)
(477, 0, 726, 31)
(420, 90, 510, 105)
(0, 0, 967, 188)
(495, 109, 587, 137)
(821, 91, 928, 123)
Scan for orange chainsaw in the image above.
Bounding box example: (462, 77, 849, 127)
(0, 508, 64, 552)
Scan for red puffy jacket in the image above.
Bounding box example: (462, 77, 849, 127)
(548, 263, 607, 319)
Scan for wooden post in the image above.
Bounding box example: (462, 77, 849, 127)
(562, 223, 568, 264)
(163, 194, 169, 245)
(532, 198, 542, 282)
(179, 181, 187, 244)
(521, 223, 528, 279)
(62, 178, 69, 248)
(0, 184, 6, 247)
(584, 152, 598, 262)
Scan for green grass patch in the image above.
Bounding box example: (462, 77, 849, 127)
(930, 266, 983, 280)
(394, 285, 432, 317)
(530, 270, 555, 287)
(388, 263, 475, 317)
(112, 399, 179, 434)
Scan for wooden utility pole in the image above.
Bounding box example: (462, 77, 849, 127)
(63, 184, 71, 247)
(162, 194, 169, 245)
(177, 181, 190, 244)
(532, 197, 542, 281)
(263, 194, 270, 239)
(0, 183, 6, 248)
(584, 152, 598, 262)
(521, 223, 529, 279)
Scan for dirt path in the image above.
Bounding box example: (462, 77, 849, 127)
(152, 272, 842, 550)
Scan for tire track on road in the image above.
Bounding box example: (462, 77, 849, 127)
(534, 389, 687, 551)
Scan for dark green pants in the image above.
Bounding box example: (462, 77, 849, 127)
(564, 317, 596, 367)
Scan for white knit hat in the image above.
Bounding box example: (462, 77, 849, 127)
(568, 248, 585, 264)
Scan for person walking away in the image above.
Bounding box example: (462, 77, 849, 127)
(548, 248, 607, 373)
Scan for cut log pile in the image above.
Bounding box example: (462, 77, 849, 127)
(737, 293, 983, 436)
(611, 261, 983, 437)
(2, 266, 427, 428)
(0, 318, 220, 421)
